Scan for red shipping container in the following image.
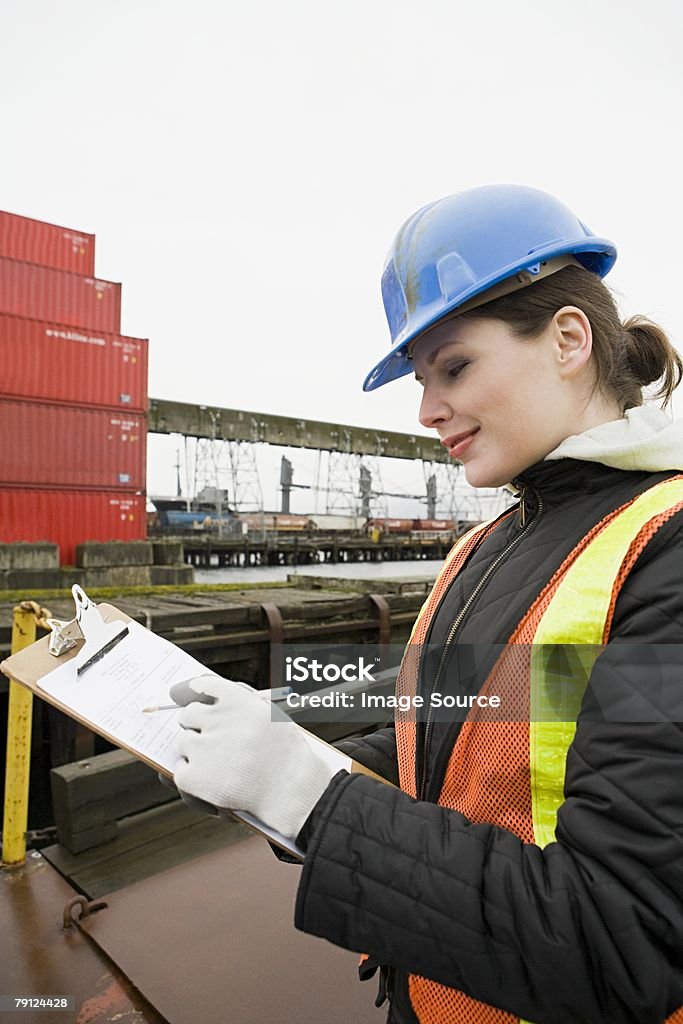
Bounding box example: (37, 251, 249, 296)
(0, 210, 95, 276)
(0, 257, 121, 333)
(0, 400, 146, 490)
(0, 313, 148, 412)
(0, 488, 145, 564)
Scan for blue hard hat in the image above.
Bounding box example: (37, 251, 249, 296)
(363, 184, 617, 391)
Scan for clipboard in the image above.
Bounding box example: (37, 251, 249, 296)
(0, 588, 389, 859)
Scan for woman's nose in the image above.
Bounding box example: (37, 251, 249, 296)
(419, 385, 451, 430)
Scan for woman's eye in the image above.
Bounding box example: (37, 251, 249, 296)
(448, 362, 468, 379)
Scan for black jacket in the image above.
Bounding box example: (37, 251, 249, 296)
(294, 459, 683, 1024)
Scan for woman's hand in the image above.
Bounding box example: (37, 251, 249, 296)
(170, 674, 335, 839)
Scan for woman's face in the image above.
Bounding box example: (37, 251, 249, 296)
(412, 314, 586, 488)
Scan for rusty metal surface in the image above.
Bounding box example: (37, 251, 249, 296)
(368, 592, 392, 646)
(79, 835, 384, 1024)
(0, 853, 166, 1024)
(260, 602, 284, 647)
(260, 602, 284, 687)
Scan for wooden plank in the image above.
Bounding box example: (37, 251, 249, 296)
(41, 800, 251, 898)
(50, 749, 178, 853)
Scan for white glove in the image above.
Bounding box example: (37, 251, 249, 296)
(171, 674, 335, 839)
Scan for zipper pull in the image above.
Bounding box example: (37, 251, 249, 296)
(518, 485, 527, 528)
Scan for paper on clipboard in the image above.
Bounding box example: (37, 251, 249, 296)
(2, 612, 352, 859)
(37, 619, 203, 773)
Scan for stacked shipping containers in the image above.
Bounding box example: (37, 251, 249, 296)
(0, 211, 148, 563)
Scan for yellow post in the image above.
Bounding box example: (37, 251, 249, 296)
(2, 605, 37, 868)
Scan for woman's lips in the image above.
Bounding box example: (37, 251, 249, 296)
(442, 428, 480, 460)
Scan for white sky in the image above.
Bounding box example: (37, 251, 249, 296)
(3, 0, 682, 516)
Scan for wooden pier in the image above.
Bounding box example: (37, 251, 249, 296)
(181, 530, 452, 568)
(0, 574, 433, 835)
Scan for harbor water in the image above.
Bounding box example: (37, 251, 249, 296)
(194, 558, 444, 585)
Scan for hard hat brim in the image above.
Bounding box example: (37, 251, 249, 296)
(363, 238, 617, 392)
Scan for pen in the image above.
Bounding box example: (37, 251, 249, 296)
(142, 685, 293, 713)
(259, 685, 293, 701)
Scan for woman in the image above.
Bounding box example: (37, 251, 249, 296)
(172, 185, 683, 1023)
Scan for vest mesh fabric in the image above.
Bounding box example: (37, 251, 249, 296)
(396, 519, 505, 801)
(394, 481, 683, 1024)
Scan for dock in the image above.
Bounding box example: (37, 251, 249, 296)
(180, 530, 453, 568)
(0, 574, 432, 830)
(4, 831, 383, 1023)
(2, 573, 424, 1022)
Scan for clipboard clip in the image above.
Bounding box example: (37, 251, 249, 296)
(46, 616, 80, 657)
(68, 585, 130, 676)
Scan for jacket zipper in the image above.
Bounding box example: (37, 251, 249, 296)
(417, 481, 544, 801)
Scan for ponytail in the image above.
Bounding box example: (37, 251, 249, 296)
(622, 315, 682, 409)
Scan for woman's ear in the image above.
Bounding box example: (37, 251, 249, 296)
(552, 306, 593, 378)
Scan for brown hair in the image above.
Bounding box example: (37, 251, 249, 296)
(462, 264, 682, 412)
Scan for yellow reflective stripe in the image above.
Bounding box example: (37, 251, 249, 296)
(528, 644, 598, 848)
(535, 478, 683, 646)
(529, 478, 683, 848)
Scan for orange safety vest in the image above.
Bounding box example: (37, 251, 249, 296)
(394, 476, 683, 1024)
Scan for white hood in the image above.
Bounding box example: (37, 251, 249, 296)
(544, 405, 683, 472)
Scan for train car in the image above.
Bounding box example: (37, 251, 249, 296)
(237, 512, 312, 533)
(414, 518, 456, 531)
(368, 518, 415, 534)
(410, 518, 458, 543)
(369, 517, 458, 543)
(307, 514, 367, 532)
